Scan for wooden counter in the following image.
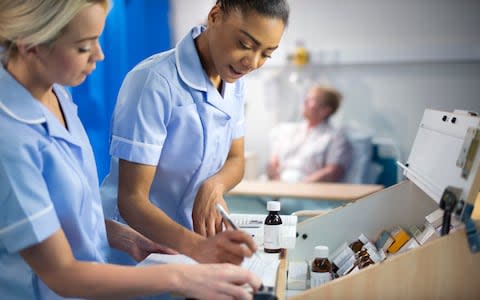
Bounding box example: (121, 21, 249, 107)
(228, 180, 383, 201)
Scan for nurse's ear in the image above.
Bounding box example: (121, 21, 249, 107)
(16, 41, 51, 65)
(15, 41, 43, 62)
(207, 4, 226, 27)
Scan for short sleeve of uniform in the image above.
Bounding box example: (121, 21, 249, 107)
(109, 69, 173, 166)
(326, 129, 353, 169)
(0, 144, 60, 253)
(231, 80, 245, 139)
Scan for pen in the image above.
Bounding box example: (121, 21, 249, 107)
(215, 203, 240, 230)
(215, 203, 263, 261)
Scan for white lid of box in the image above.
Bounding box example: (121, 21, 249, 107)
(400, 109, 480, 205)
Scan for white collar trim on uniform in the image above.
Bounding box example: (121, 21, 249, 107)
(0, 99, 46, 124)
(175, 25, 208, 92)
(0, 65, 47, 124)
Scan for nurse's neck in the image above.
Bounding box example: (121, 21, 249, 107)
(6, 58, 53, 104)
(202, 62, 224, 95)
(195, 33, 223, 94)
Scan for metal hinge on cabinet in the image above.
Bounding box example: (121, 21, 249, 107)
(440, 186, 480, 253)
(457, 127, 480, 179)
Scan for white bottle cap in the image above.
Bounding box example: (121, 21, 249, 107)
(358, 233, 369, 244)
(314, 245, 329, 258)
(267, 201, 281, 211)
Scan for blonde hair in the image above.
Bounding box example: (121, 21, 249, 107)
(0, 0, 110, 63)
(311, 84, 342, 115)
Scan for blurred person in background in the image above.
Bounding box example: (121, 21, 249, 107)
(267, 84, 352, 214)
(268, 84, 352, 183)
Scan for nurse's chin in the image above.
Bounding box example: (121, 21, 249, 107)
(221, 73, 245, 83)
(221, 77, 238, 84)
(63, 75, 88, 87)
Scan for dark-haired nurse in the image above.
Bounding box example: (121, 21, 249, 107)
(101, 0, 289, 264)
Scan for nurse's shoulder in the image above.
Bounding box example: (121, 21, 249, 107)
(0, 109, 50, 163)
(125, 48, 177, 86)
(115, 45, 197, 115)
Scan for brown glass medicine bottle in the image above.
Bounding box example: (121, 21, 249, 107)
(349, 234, 369, 254)
(264, 201, 282, 253)
(310, 245, 333, 288)
(349, 240, 364, 254)
(345, 249, 375, 275)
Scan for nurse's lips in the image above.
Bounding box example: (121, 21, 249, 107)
(84, 66, 96, 75)
(229, 65, 246, 77)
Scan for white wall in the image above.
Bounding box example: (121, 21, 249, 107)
(169, 0, 215, 44)
(170, 0, 480, 177)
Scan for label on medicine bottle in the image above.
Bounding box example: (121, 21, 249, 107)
(264, 224, 282, 250)
(310, 271, 332, 288)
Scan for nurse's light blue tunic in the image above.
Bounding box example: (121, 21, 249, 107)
(0, 65, 109, 299)
(101, 26, 245, 230)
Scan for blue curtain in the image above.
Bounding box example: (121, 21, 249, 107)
(71, 0, 171, 181)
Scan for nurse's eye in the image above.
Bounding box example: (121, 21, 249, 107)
(239, 41, 252, 50)
(262, 52, 272, 59)
(77, 47, 91, 53)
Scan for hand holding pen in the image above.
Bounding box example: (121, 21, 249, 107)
(215, 203, 263, 261)
(216, 203, 271, 295)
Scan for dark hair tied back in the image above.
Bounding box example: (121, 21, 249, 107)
(216, 0, 289, 25)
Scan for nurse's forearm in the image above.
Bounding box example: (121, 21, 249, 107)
(206, 154, 245, 192)
(117, 159, 205, 256)
(205, 138, 245, 193)
(20, 230, 182, 299)
(118, 195, 204, 255)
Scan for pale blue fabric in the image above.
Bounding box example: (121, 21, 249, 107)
(0, 65, 109, 299)
(101, 25, 245, 232)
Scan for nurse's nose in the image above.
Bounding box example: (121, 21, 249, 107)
(92, 40, 105, 62)
(242, 52, 263, 72)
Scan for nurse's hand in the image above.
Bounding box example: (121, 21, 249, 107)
(175, 263, 261, 300)
(129, 230, 178, 262)
(105, 220, 178, 261)
(191, 230, 257, 265)
(193, 180, 227, 237)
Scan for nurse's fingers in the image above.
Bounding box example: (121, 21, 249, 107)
(215, 214, 224, 233)
(215, 231, 256, 264)
(178, 263, 259, 300)
(193, 216, 207, 237)
(217, 247, 245, 265)
(207, 217, 217, 237)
